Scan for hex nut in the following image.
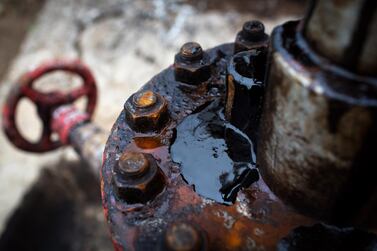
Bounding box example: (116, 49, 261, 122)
(234, 20, 269, 53)
(124, 90, 169, 133)
(113, 152, 166, 204)
(174, 42, 211, 85)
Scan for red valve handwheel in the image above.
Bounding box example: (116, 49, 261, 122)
(2, 60, 97, 153)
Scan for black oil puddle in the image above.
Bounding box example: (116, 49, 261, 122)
(0, 160, 112, 251)
(171, 100, 259, 205)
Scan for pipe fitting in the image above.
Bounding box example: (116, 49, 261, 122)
(258, 20, 377, 226)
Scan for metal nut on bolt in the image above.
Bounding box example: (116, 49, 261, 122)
(124, 90, 169, 133)
(113, 152, 166, 204)
(164, 222, 206, 251)
(174, 42, 211, 85)
(234, 20, 269, 53)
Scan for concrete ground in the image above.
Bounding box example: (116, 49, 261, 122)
(0, 0, 305, 249)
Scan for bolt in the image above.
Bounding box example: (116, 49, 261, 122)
(118, 152, 150, 178)
(242, 20, 265, 41)
(234, 20, 269, 54)
(124, 90, 169, 133)
(164, 222, 204, 251)
(179, 42, 203, 61)
(174, 42, 211, 85)
(113, 152, 166, 204)
(133, 90, 157, 108)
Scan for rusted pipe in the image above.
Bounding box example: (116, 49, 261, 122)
(258, 7, 377, 227)
(304, 0, 377, 75)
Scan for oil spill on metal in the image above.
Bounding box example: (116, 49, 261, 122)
(171, 100, 259, 204)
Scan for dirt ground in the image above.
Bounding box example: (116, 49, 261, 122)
(0, 0, 306, 250)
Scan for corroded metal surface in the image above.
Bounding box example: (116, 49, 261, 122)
(174, 42, 212, 85)
(113, 152, 166, 204)
(69, 122, 107, 176)
(2, 60, 97, 152)
(225, 50, 265, 142)
(51, 105, 90, 145)
(124, 91, 169, 133)
(234, 20, 269, 54)
(102, 43, 314, 251)
(3, 4, 377, 248)
(258, 20, 377, 227)
(305, 0, 377, 75)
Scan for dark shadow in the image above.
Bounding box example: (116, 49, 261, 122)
(0, 0, 46, 81)
(0, 159, 113, 251)
(277, 223, 377, 251)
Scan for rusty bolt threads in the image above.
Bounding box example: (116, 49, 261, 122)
(180, 42, 203, 61)
(133, 90, 157, 108)
(242, 20, 265, 41)
(118, 152, 150, 178)
(174, 42, 211, 85)
(113, 152, 166, 204)
(124, 90, 169, 133)
(234, 20, 269, 54)
(164, 222, 206, 251)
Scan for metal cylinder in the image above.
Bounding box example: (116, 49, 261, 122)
(304, 0, 377, 76)
(51, 105, 107, 177)
(225, 50, 264, 142)
(69, 122, 107, 177)
(257, 18, 377, 227)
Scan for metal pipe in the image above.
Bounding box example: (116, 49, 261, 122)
(305, 0, 377, 75)
(257, 0, 377, 227)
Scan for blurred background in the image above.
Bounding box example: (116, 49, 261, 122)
(0, 0, 306, 250)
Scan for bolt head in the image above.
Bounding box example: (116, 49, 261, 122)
(118, 152, 150, 178)
(235, 20, 269, 53)
(243, 20, 265, 38)
(180, 42, 203, 61)
(124, 90, 169, 133)
(174, 42, 211, 85)
(165, 222, 203, 251)
(113, 152, 166, 204)
(133, 90, 157, 108)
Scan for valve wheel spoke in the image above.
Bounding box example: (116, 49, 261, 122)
(2, 60, 97, 153)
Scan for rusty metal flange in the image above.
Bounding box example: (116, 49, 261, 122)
(101, 43, 314, 251)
